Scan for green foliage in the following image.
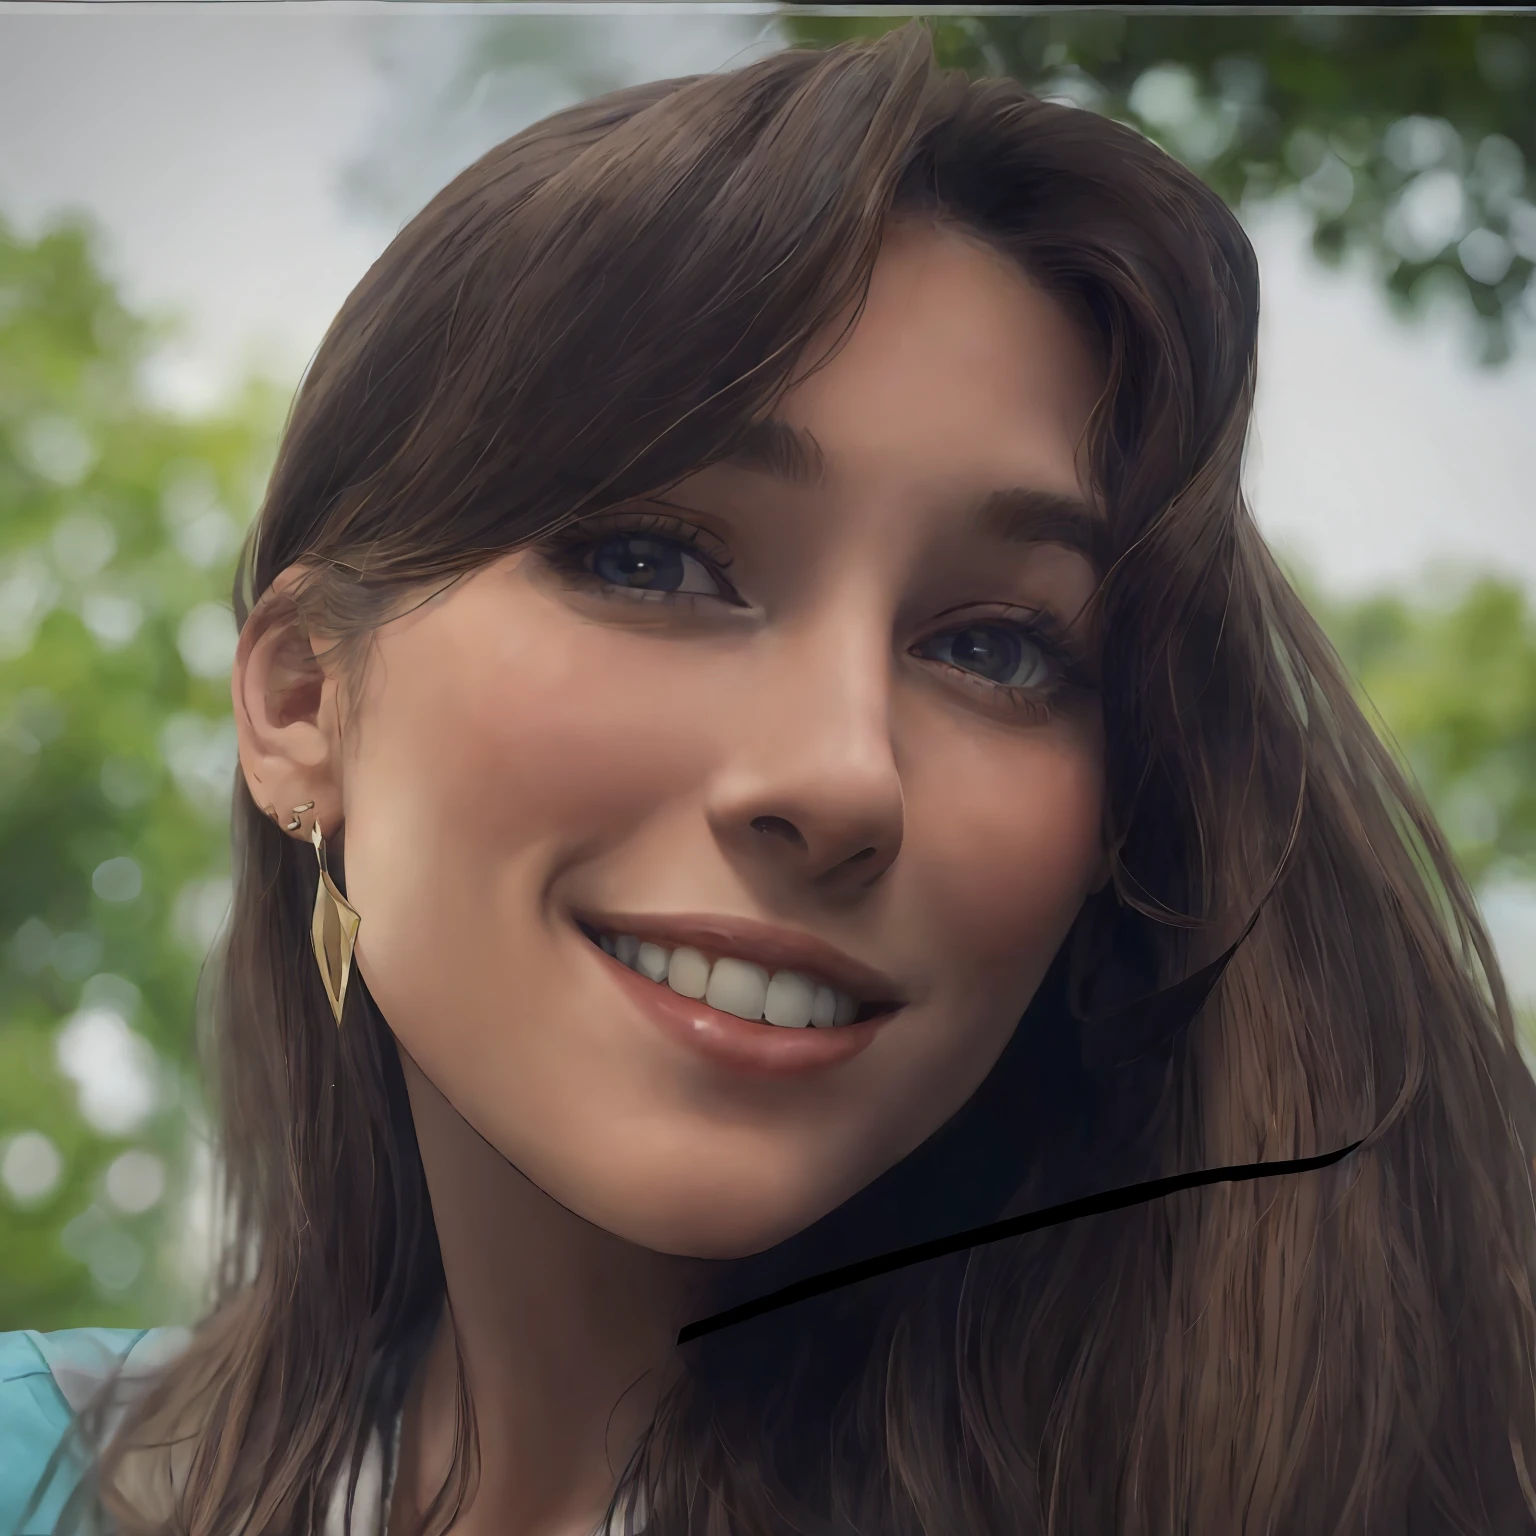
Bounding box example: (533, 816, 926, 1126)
(0, 214, 281, 1328)
(782, 11, 1536, 363)
(1321, 577, 1536, 887)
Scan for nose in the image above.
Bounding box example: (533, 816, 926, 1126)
(703, 615, 905, 893)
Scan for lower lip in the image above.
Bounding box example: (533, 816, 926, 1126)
(586, 934, 892, 1075)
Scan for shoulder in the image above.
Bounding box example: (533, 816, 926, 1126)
(0, 1327, 190, 1536)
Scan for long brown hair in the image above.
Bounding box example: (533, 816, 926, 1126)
(87, 23, 1536, 1534)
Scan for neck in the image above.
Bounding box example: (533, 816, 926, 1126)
(392, 1051, 710, 1536)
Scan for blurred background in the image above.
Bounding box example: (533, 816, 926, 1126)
(0, 4, 1532, 1331)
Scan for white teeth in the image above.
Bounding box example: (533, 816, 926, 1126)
(706, 957, 770, 1021)
(598, 930, 865, 1027)
(635, 941, 670, 982)
(763, 970, 815, 1028)
(810, 986, 838, 1028)
(665, 945, 710, 999)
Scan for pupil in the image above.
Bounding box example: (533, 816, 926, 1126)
(952, 626, 1020, 682)
(593, 536, 683, 590)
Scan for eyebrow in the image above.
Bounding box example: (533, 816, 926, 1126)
(716, 416, 828, 486)
(966, 486, 1107, 572)
(710, 418, 1105, 568)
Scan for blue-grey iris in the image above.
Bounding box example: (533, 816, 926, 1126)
(591, 535, 684, 591)
(943, 625, 1032, 684)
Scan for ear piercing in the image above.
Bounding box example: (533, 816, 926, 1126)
(262, 801, 316, 830)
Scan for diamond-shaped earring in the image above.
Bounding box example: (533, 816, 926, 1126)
(309, 816, 361, 1026)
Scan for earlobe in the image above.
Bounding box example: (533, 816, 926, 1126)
(231, 569, 343, 830)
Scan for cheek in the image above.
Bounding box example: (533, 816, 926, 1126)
(340, 585, 721, 1044)
(907, 715, 1104, 990)
(358, 584, 712, 854)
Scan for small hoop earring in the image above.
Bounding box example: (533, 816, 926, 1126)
(309, 817, 361, 1027)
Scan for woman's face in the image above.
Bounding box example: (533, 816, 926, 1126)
(239, 220, 1109, 1259)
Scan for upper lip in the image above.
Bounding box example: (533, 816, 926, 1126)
(573, 910, 908, 1005)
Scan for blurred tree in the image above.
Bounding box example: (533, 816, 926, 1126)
(0, 214, 281, 1330)
(780, 11, 1536, 364)
(1321, 576, 1536, 888)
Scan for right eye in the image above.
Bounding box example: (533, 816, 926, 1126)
(537, 510, 745, 608)
(583, 533, 724, 597)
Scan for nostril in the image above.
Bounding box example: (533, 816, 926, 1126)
(751, 815, 808, 851)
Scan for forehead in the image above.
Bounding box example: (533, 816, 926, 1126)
(772, 220, 1101, 504)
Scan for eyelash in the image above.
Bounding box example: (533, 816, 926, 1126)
(535, 513, 1093, 720)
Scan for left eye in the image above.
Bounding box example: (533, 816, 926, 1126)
(586, 535, 723, 597)
(919, 623, 1051, 688)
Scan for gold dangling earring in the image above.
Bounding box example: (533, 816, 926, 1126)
(308, 814, 361, 1026)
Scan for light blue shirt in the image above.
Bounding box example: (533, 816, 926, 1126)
(1, 1326, 641, 1535)
(0, 1328, 187, 1536)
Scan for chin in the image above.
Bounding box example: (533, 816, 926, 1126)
(592, 1180, 844, 1262)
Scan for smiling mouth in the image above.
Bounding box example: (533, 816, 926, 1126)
(576, 921, 902, 1029)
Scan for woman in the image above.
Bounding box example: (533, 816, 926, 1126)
(6, 23, 1536, 1536)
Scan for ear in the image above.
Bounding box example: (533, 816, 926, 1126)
(231, 566, 345, 841)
